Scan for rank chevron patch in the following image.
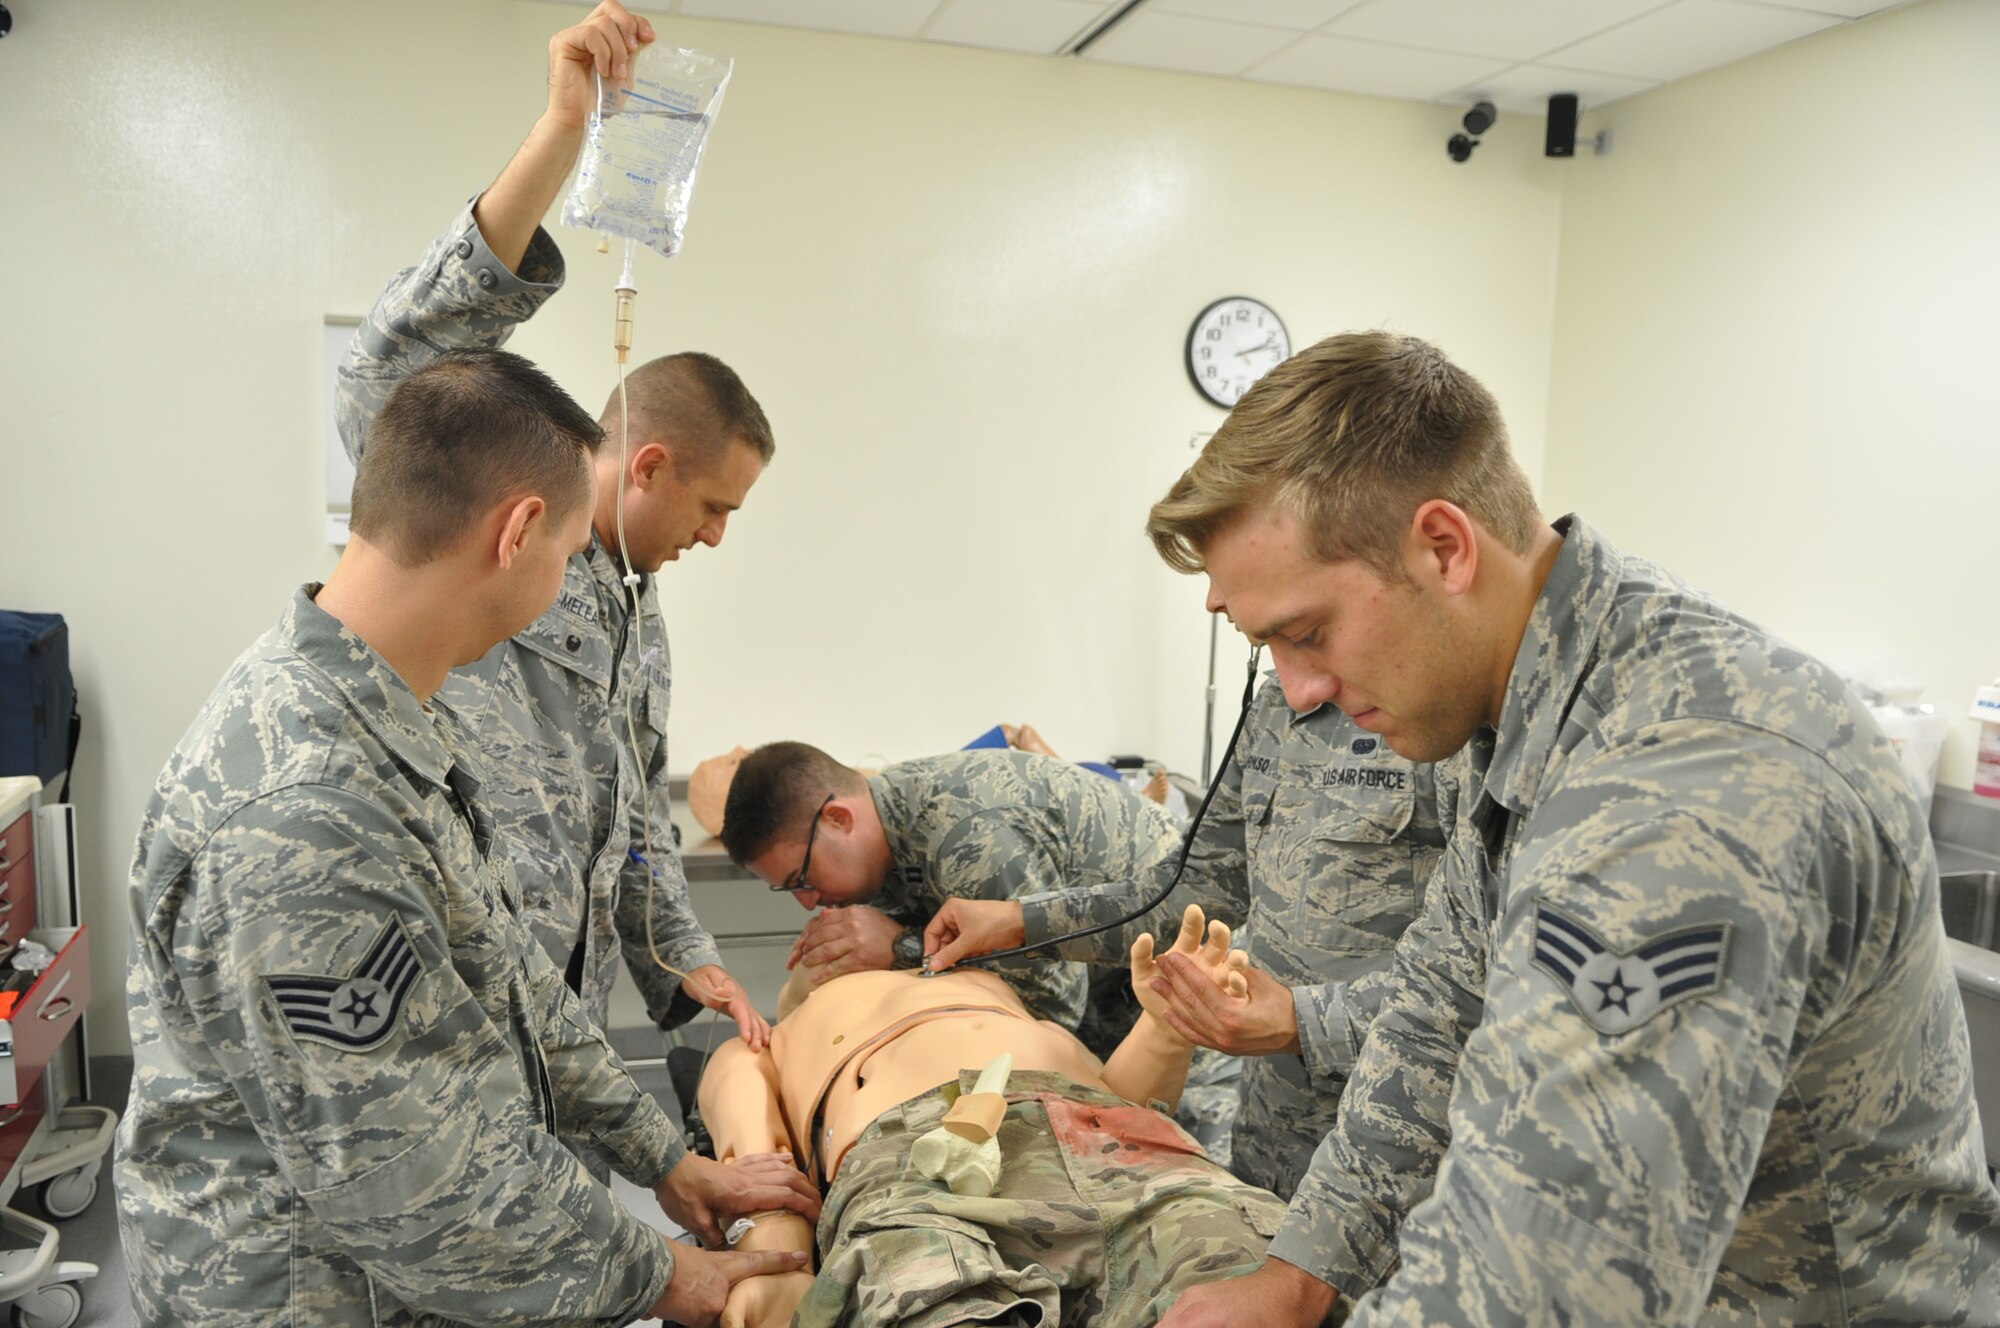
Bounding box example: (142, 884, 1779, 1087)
(1531, 900, 1730, 1035)
(265, 914, 424, 1052)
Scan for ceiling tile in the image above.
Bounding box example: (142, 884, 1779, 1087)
(1546, 0, 1843, 81)
(926, 0, 1109, 54)
(1245, 32, 1512, 101)
(1325, 0, 1666, 62)
(678, 0, 946, 40)
(1149, 0, 1365, 32)
(1444, 63, 1661, 117)
(1083, 11, 1300, 77)
(1756, 0, 1909, 16)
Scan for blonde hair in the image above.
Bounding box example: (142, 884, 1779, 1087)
(1148, 331, 1540, 578)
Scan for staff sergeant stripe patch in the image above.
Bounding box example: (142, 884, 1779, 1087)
(266, 914, 423, 1052)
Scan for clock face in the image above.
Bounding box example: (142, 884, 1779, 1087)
(1186, 296, 1291, 408)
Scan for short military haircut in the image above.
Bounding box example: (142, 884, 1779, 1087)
(721, 741, 865, 867)
(601, 351, 776, 476)
(351, 349, 605, 566)
(1147, 331, 1542, 580)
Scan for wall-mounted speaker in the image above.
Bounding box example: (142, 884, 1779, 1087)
(1546, 93, 1579, 158)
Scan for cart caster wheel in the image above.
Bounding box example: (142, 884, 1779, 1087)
(35, 1171, 97, 1221)
(11, 1282, 82, 1328)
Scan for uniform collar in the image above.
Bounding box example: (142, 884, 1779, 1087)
(1231, 668, 1327, 732)
(1287, 699, 1327, 729)
(866, 771, 914, 862)
(287, 585, 459, 793)
(585, 530, 647, 602)
(1483, 515, 1622, 818)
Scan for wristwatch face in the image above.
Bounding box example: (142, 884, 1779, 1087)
(1187, 296, 1291, 408)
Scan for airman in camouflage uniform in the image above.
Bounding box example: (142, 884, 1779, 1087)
(800, 1069, 1288, 1328)
(726, 747, 1180, 1032)
(336, 207, 728, 1043)
(334, 4, 776, 1062)
(1150, 332, 2000, 1326)
(999, 677, 1451, 1197)
(1191, 517, 2000, 1324)
(731, 744, 1243, 1151)
(869, 751, 1182, 1033)
(1249, 518, 2000, 1323)
(115, 589, 690, 1325)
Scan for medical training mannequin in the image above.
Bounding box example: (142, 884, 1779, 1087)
(688, 745, 750, 839)
(697, 905, 1274, 1328)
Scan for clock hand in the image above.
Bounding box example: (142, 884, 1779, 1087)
(1234, 336, 1277, 359)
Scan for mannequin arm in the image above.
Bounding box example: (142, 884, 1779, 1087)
(698, 1040, 818, 1328)
(1104, 905, 1248, 1109)
(1100, 1011, 1197, 1110)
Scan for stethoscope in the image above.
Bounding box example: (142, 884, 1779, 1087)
(941, 644, 1264, 972)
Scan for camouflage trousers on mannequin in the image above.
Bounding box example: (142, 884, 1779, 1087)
(1073, 970, 1242, 1168)
(796, 1070, 1284, 1328)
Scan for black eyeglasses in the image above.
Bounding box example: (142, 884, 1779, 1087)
(771, 793, 836, 894)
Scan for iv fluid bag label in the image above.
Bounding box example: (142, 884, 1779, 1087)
(576, 106, 710, 255)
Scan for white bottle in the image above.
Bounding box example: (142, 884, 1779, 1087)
(1971, 681, 2000, 799)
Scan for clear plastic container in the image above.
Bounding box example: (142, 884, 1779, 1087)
(563, 44, 733, 260)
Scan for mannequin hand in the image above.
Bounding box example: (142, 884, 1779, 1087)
(1131, 904, 1248, 1038)
(1148, 948, 1301, 1057)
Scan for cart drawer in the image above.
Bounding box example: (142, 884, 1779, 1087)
(0, 810, 32, 945)
(0, 810, 29, 880)
(0, 928, 87, 1107)
(0, 852, 35, 948)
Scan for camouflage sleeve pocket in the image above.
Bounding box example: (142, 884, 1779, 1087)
(1233, 1193, 1287, 1239)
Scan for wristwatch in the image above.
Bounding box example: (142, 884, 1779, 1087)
(892, 927, 926, 970)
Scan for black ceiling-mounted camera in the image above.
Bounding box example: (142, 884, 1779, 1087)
(1448, 101, 1495, 164)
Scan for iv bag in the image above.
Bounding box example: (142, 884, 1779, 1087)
(562, 43, 733, 260)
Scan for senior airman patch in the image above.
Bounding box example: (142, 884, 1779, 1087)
(265, 914, 423, 1051)
(1531, 900, 1729, 1035)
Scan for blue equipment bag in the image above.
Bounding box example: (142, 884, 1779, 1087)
(0, 611, 78, 794)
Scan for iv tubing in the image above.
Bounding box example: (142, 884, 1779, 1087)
(608, 235, 721, 1017)
(952, 644, 1264, 972)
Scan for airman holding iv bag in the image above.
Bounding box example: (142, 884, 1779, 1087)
(334, 1, 779, 1193)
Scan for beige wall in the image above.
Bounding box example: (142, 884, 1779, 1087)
(0, 0, 1564, 1051)
(1544, 0, 2000, 789)
(6, 0, 1990, 1053)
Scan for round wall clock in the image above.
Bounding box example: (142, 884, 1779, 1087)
(1186, 296, 1291, 408)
